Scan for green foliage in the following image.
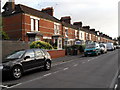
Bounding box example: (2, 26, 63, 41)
(0, 30, 9, 40)
(30, 41, 53, 50)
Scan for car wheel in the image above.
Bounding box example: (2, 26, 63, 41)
(44, 61, 51, 70)
(84, 54, 87, 57)
(12, 66, 22, 79)
(96, 52, 98, 56)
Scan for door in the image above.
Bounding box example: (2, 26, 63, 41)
(22, 50, 36, 70)
(34, 49, 45, 67)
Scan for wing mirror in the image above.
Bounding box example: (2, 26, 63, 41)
(24, 56, 30, 60)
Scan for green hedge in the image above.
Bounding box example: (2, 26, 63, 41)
(30, 41, 53, 49)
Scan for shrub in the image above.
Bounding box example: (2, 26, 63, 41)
(30, 41, 53, 49)
(0, 30, 9, 40)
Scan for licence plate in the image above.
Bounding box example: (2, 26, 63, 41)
(88, 53, 91, 54)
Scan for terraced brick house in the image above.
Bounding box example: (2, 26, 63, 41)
(2, 0, 115, 49)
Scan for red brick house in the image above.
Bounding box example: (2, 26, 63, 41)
(2, 0, 115, 49)
(2, 1, 64, 49)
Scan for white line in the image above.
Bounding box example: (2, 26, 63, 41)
(63, 67, 69, 70)
(7, 83, 22, 89)
(114, 84, 118, 90)
(73, 64, 78, 67)
(0, 85, 8, 88)
(43, 73, 52, 77)
(82, 62, 85, 64)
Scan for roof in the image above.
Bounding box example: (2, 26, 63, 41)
(2, 4, 61, 24)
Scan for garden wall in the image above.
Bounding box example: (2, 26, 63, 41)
(1, 41, 66, 60)
(2, 41, 30, 58)
(47, 50, 65, 59)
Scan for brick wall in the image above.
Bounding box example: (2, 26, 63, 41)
(2, 41, 29, 59)
(47, 50, 65, 59)
(3, 13, 22, 40)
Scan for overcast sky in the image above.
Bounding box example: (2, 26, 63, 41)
(1, 0, 119, 38)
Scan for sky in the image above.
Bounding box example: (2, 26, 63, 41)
(1, 0, 119, 39)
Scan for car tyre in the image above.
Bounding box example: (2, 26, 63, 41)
(12, 66, 22, 79)
(44, 61, 51, 70)
(96, 52, 98, 56)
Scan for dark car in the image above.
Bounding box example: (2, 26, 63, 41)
(1, 49, 52, 79)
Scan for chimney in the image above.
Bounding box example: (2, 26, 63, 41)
(73, 22, 82, 28)
(90, 29, 95, 32)
(82, 26, 90, 30)
(60, 16, 71, 24)
(41, 7, 53, 16)
(3, 0, 15, 13)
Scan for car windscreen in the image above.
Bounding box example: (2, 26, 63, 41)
(100, 44, 105, 48)
(86, 44, 95, 49)
(6, 51, 25, 59)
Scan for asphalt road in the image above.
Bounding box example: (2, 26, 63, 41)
(2, 49, 119, 89)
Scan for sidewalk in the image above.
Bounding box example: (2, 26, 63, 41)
(52, 54, 84, 65)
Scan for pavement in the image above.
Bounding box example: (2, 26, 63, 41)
(52, 54, 83, 65)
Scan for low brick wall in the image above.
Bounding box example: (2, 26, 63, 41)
(47, 50, 65, 59)
(2, 41, 30, 59)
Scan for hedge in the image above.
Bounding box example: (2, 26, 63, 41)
(30, 41, 53, 49)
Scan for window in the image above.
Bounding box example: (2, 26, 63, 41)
(54, 24, 60, 34)
(30, 16, 40, 31)
(75, 30, 77, 37)
(6, 51, 25, 59)
(25, 50, 35, 58)
(65, 29, 68, 37)
(34, 50, 43, 57)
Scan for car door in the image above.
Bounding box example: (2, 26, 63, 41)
(34, 49, 45, 67)
(22, 50, 36, 71)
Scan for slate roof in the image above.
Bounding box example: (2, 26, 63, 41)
(2, 4, 61, 23)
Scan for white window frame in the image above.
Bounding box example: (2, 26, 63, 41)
(30, 16, 40, 32)
(54, 23, 60, 35)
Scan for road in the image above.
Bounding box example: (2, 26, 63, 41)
(2, 49, 119, 89)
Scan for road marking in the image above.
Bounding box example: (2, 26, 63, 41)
(43, 73, 52, 77)
(73, 64, 78, 67)
(82, 62, 85, 64)
(63, 67, 69, 70)
(7, 83, 22, 89)
(114, 84, 118, 90)
(0, 85, 8, 88)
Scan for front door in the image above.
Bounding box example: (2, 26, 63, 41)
(57, 38, 62, 49)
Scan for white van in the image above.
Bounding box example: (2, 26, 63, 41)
(106, 43, 114, 51)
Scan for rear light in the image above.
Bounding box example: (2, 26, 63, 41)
(93, 49, 96, 51)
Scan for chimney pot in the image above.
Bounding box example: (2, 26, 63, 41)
(82, 26, 90, 30)
(73, 22, 82, 28)
(41, 7, 54, 16)
(60, 16, 71, 24)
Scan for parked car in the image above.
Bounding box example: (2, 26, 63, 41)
(1, 49, 52, 79)
(116, 45, 120, 49)
(106, 43, 114, 51)
(99, 43, 107, 54)
(84, 43, 101, 56)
